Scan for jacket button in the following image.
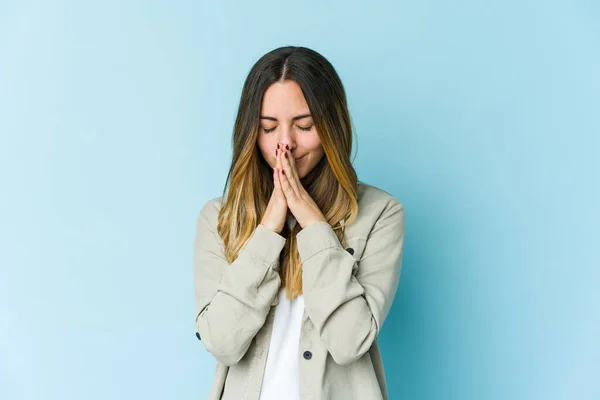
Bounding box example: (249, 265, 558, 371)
(345, 247, 354, 255)
(195, 332, 201, 341)
(303, 351, 312, 360)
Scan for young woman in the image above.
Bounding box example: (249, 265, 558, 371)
(193, 46, 405, 400)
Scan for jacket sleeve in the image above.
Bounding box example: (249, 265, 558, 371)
(193, 206, 285, 366)
(296, 201, 405, 365)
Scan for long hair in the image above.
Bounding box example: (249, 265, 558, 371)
(217, 46, 359, 300)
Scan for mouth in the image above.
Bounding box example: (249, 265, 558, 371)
(295, 155, 306, 162)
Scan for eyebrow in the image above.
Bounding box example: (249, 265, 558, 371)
(259, 114, 312, 121)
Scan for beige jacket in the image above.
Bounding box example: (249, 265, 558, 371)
(193, 182, 406, 400)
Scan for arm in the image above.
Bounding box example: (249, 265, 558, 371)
(193, 205, 285, 366)
(296, 201, 405, 365)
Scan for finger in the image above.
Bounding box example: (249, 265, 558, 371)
(286, 147, 301, 183)
(273, 163, 282, 191)
(277, 146, 290, 191)
(279, 162, 292, 197)
(274, 145, 283, 191)
(279, 149, 296, 200)
(281, 147, 300, 194)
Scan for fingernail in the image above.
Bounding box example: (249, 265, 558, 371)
(277, 144, 280, 149)
(285, 144, 289, 150)
(281, 170, 285, 175)
(276, 149, 278, 156)
(284, 152, 288, 158)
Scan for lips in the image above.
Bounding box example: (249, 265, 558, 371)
(295, 155, 306, 162)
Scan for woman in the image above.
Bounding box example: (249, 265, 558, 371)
(193, 46, 405, 400)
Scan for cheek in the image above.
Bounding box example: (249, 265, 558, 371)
(307, 141, 324, 157)
(257, 137, 275, 159)
(304, 145, 325, 167)
(301, 133, 323, 152)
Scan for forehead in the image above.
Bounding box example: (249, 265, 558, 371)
(260, 81, 310, 116)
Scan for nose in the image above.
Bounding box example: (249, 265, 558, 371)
(277, 129, 296, 154)
(277, 142, 296, 158)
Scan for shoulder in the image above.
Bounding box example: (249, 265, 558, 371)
(196, 195, 225, 230)
(357, 181, 404, 213)
(348, 181, 404, 238)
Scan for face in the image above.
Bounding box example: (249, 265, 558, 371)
(257, 80, 325, 179)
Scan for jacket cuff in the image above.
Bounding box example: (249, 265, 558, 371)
(296, 221, 340, 262)
(242, 224, 287, 269)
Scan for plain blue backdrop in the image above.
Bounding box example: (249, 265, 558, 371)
(1, 1, 598, 399)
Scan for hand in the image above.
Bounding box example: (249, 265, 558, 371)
(260, 146, 289, 234)
(277, 144, 327, 229)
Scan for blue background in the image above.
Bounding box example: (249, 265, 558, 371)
(1, 1, 598, 399)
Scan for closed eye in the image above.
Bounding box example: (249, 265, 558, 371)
(260, 125, 314, 134)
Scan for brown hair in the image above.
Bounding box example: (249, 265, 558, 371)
(217, 46, 359, 300)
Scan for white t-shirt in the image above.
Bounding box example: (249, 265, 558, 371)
(258, 214, 304, 400)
